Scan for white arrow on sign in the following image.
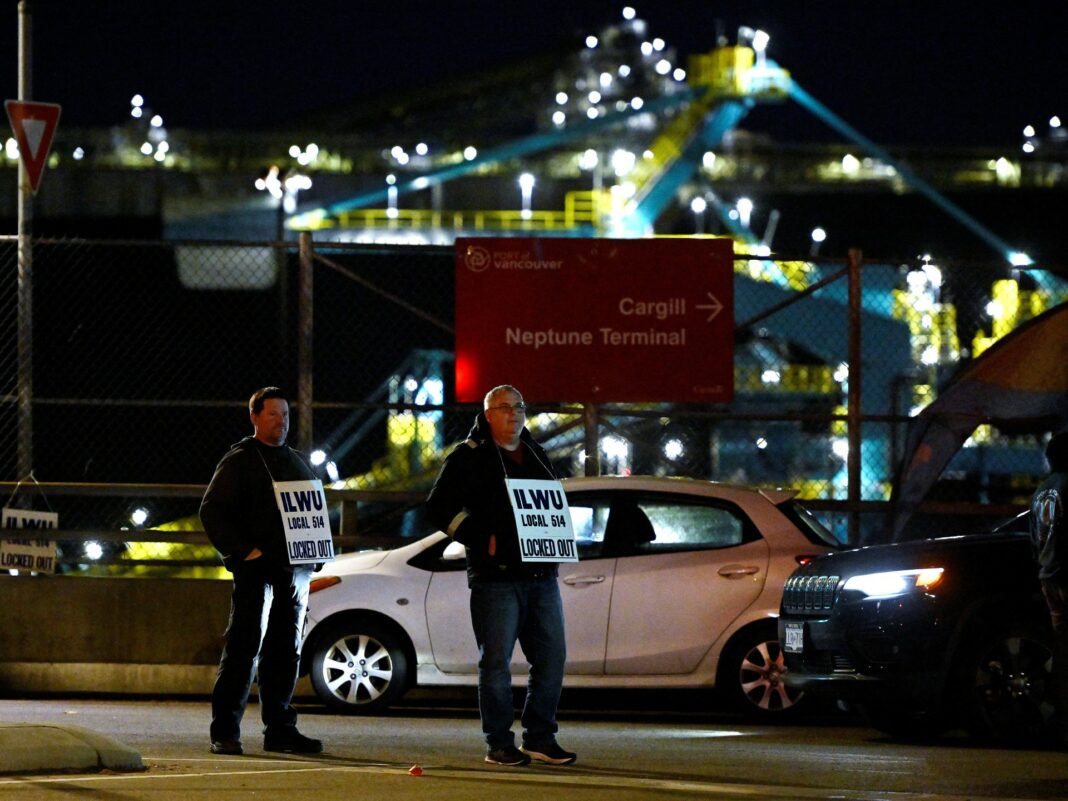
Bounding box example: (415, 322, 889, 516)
(695, 292, 723, 322)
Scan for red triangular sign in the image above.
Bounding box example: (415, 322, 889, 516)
(4, 100, 62, 194)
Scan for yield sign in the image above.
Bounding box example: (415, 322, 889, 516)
(4, 100, 61, 194)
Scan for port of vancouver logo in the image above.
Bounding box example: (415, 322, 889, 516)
(463, 245, 491, 272)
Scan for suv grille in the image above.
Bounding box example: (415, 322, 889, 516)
(782, 574, 840, 613)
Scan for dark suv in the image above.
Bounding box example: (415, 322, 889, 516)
(777, 513, 1056, 745)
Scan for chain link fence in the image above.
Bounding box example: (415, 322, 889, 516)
(0, 235, 1063, 574)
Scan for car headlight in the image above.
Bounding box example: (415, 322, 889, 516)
(841, 567, 944, 599)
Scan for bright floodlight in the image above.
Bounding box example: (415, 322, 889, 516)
(655, 59, 671, 75)
(752, 30, 770, 52)
(622, 6, 636, 20)
(463, 146, 478, 160)
(552, 111, 566, 126)
(586, 35, 598, 48)
(326, 461, 340, 483)
(1009, 251, 1033, 266)
(556, 92, 568, 104)
(1023, 125, 1036, 137)
(690, 196, 707, 214)
(663, 438, 684, 460)
(310, 449, 327, 466)
(150, 114, 163, 128)
(131, 94, 144, 107)
(131, 508, 149, 526)
(631, 96, 644, 110)
(1022, 142, 1035, 153)
(415, 142, 428, 155)
(756, 437, 768, 450)
(1051, 116, 1062, 128)
(588, 90, 602, 104)
(736, 197, 753, 228)
(84, 541, 104, 560)
(518, 173, 535, 191)
(653, 38, 665, 51)
(811, 227, 827, 243)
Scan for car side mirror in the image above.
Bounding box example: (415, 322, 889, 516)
(442, 540, 467, 561)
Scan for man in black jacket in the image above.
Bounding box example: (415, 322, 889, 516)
(201, 387, 323, 756)
(427, 384, 576, 767)
(1031, 431, 1068, 747)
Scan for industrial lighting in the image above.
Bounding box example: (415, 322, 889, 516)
(130, 508, 149, 526)
(310, 449, 327, 466)
(663, 439, 684, 460)
(463, 146, 477, 161)
(736, 197, 754, 228)
(519, 172, 535, 219)
(84, 541, 104, 561)
(555, 92, 568, 104)
(586, 35, 598, 48)
(1009, 251, 1033, 266)
(622, 6, 636, 20)
(690, 196, 707, 214)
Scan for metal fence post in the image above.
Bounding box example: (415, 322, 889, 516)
(16, 1, 34, 478)
(847, 248, 863, 545)
(583, 402, 600, 476)
(297, 232, 314, 453)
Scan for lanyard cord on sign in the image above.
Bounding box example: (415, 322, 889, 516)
(254, 443, 317, 484)
(4, 472, 55, 513)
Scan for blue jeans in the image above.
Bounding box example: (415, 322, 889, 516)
(469, 578, 566, 749)
(1041, 580, 1068, 740)
(210, 559, 312, 742)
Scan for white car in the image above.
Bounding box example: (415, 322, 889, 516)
(301, 476, 840, 717)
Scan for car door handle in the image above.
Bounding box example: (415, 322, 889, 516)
(563, 575, 606, 585)
(718, 565, 760, 578)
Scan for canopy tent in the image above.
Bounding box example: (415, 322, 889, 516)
(887, 302, 1068, 541)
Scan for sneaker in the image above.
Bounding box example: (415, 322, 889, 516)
(210, 739, 243, 755)
(521, 741, 577, 765)
(263, 729, 323, 754)
(484, 745, 531, 766)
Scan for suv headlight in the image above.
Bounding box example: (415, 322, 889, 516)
(841, 567, 944, 599)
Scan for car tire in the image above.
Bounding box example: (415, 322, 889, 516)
(308, 621, 409, 714)
(954, 618, 1055, 746)
(720, 626, 804, 717)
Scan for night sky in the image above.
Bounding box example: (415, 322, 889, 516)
(1, 1, 1064, 148)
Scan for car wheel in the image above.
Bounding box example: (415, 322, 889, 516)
(955, 621, 1055, 746)
(308, 622, 409, 714)
(720, 627, 804, 717)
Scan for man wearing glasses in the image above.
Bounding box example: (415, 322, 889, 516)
(427, 384, 576, 767)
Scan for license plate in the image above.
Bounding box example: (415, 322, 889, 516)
(784, 621, 804, 653)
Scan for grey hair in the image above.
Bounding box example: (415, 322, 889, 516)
(483, 384, 523, 409)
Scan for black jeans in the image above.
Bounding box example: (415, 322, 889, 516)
(210, 558, 312, 742)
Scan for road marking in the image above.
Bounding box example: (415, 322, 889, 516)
(0, 758, 1056, 801)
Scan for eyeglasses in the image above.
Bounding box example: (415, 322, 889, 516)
(487, 402, 527, 414)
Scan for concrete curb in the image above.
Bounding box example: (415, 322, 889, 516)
(0, 723, 143, 775)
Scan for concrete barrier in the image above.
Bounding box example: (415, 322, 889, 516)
(0, 576, 231, 695)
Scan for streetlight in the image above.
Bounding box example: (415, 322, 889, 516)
(810, 226, 827, 257)
(519, 172, 535, 219)
(736, 197, 753, 230)
(690, 195, 707, 234)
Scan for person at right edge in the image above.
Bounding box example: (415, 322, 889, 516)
(426, 384, 576, 767)
(1030, 431, 1068, 748)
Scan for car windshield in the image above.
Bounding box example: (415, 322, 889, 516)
(778, 501, 841, 548)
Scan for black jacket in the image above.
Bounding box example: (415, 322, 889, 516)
(200, 436, 319, 572)
(426, 413, 559, 585)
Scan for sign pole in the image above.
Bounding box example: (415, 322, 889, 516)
(16, 0, 34, 478)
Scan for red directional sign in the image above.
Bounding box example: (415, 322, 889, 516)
(455, 237, 734, 403)
(4, 100, 61, 194)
